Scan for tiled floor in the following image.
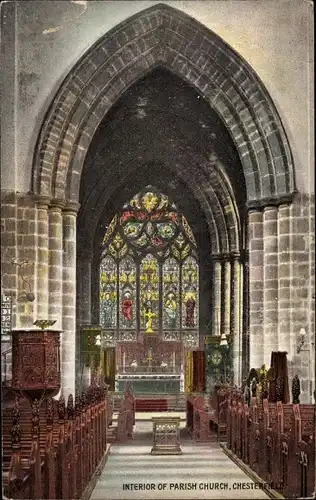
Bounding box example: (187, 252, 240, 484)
(90, 421, 270, 500)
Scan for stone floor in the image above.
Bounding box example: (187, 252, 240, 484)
(90, 421, 270, 499)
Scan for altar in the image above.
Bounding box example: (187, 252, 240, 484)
(115, 336, 185, 394)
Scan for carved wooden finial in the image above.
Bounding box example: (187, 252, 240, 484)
(251, 377, 257, 397)
(81, 391, 87, 410)
(262, 376, 269, 400)
(58, 395, 66, 420)
(67, 394, 74, 420)
(75, 393, 81, 417)
(276, 376, 284, 402)
(292, 375, 301, 404)
(46, 398, 54, 428)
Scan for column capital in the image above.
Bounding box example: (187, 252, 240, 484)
(63, 201, 80, 215)
(49, 198, 66, 211)
(210, 254, 223, 263)
(246, 192, 296, 211)
(263, 204, 278, 213)
(211, 252, 240, 262)
(231, 252, 240, 261)
(33, 194, 51, 208)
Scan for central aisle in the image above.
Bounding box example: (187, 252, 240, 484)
(90, 420, 270, 500)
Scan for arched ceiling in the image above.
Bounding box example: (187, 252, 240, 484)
(78, 68, 243, 257)
(33, 4, 295, 207)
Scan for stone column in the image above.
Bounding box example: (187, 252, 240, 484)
(212, 258, 222, 336)
(223, 260, 231, 336)
(263, 206, 278, 367)
(36, 197, 50, 320)
(80, 256, 92, 389)
(278, 204, 291, 354)
(48, 200, 64, 329)
(61, 203, 79, 399)
(248, 209, 264, 369)
(81, 258, 92, 323)
(231, 256, 241, 386)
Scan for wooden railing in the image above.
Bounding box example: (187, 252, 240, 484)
(3, 385, 112, 499)
(186, 381, 315, 498)
(186, 387, 229, 442)
(226, 389, 315, 498)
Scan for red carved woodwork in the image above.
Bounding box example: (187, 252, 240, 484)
(11, 329, 61, 398)
(224, 388, 315, 499)
(117, 337, 182, 368)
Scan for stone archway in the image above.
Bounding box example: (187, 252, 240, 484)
(30, 4, 299, 397)
(33, 3, 295, 207)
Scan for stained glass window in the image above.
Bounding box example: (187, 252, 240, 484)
(99, 186, 199, 335)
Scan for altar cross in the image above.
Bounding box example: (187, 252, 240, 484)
(144, 309, 157, 333)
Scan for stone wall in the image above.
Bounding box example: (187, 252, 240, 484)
(1, 1, 313, 194)
(1, 191, 77, 399)
(248, 193, 315, 402)
(2, 189, 314, 401)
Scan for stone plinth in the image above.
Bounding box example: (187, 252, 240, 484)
(151, 417, 182, 455)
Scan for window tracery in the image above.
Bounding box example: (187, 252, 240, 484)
(99, 186, 199, 335)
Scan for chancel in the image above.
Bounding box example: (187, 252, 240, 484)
(1, 2, 314, 499)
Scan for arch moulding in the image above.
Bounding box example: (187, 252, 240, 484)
(32, 3, 296, 208)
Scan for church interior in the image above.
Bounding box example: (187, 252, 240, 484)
(1, 1, 315, 499)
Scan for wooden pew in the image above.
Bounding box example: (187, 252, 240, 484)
(3, 385, 110, 500)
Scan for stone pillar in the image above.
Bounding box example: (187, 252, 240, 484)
(82, 258, 92, 323)
(231, 256, 241, 386)
(61, 203, 78, 399)
(81, 256, 92, 389)
(36, 197, 50, 320)
(248, 209, 264, 369)
(223, 260, 231, 336)
(263, 206, 279, 367)
(278, 204, 291, 354)
(212, 259, 222, 336)
(48, 201, 64, 329)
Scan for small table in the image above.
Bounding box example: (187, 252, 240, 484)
(151, 417, 182, 455)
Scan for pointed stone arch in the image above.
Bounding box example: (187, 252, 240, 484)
(33, 3, 295, 208)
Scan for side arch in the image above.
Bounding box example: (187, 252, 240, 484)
(32, 3, 295, 207)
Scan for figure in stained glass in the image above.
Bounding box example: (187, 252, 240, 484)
(121, 291, 133, 327)
(100, 256, 117, 328)
(163, 257, 179, 328)
(103, 292, 115, 327)
(184, 292, 196, 327)
(100, 186, 199, 335)
(164, 291, 178, 328)
(182, 256, 199, 328)
(119, 256, 136, 328)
